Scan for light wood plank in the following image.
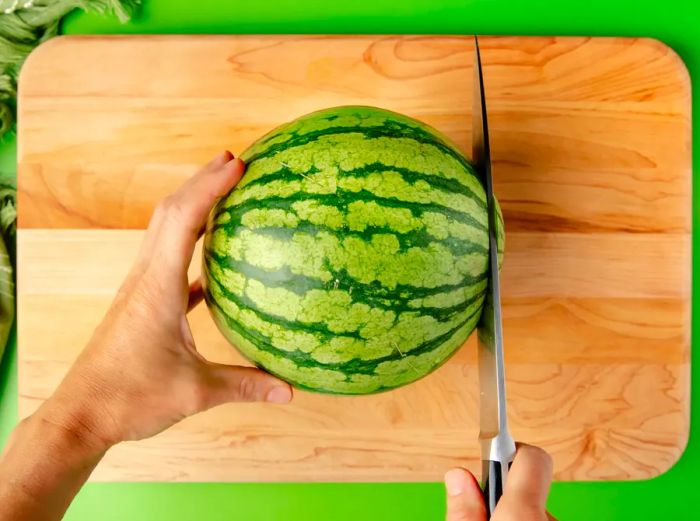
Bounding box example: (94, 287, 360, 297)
(19, 36, 691, 232)
(18, 359, 688, 481)
(18, 230, 691, 365)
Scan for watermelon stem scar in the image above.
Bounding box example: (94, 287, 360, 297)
(203, 105, 504, 395)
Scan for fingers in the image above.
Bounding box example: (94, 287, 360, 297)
(197, 364, 293, 411)
(187, 278, 204, 312)
(168, 154, 244, 246)
(202, 150, 234, 172)
(141, 151, 245, 277)
(493, 444, 553, 519)
(444, 468, 487, 521)
(504, 444, 553, 508)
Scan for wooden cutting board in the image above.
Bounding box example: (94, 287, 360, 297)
(17, 35, 691, 482)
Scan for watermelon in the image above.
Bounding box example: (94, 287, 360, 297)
(202, 106, 504, 394)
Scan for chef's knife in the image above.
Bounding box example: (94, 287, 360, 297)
(473, 35, 516, 518)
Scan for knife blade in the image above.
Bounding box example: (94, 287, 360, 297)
(473, 35, 516, 518)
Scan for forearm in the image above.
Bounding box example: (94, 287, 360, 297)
(0, 403, 109, 521)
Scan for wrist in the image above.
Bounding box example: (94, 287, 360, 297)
(27, 409, 110, 460)
(34, 387, 120, 456)
(0, 399, 109, 519)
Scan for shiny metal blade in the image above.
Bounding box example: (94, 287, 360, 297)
(473, 36, 515, 501)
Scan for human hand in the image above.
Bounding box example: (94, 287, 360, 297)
(444, 444, 556, 521)
(35, 151, 293, 451)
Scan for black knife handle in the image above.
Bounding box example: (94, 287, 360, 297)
(482, 459, 508, 518)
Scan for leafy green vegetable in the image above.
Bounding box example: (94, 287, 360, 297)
(0, 179, 14, 361)
(0, 0, 141, 139)
(0, 1, 141, 359)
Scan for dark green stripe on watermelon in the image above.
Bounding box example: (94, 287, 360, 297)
(204, 270, 483, 385)
(206, 251, 486, 322)
(244, 119, 476, 178)
(212, 223, 488, 259)
(239, 162, 485, 207)
(219, 191, 487, 234)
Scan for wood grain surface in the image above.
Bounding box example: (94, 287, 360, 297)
(17, 35, 691, 482)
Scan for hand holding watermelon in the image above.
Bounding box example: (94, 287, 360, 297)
(0, 152, 293, 521)
(38, 151, 294, 447)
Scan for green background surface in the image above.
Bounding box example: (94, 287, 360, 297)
(0, 0, 697, 519)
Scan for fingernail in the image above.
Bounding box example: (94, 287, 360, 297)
(444, 469, 466, 497)
(266, 386, 292, 404)
(212, 150, 231, 163)
(223, 157, 243, 170)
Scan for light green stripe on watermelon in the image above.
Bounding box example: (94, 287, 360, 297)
(220, 198, 488, 251)
(207, 251, 485, 324)
(207, 261, 485, 341)
(242, 106, 438, 160)
(206, 243, 486, 301)
(240, 163, 480, 210)
(225, 132, 487, 223)
(337, 170, 485, 226)
(208, 227, 487, 291)
(238, 132, 485, 204)
(224, 176, 485, 232)
(205, 250, 486, 362)
(222, 202, 488, 259)
(205, 268, 323, 354)
(205, 289, 483, 394)
(240, 108, 479, 192)
(206, 268, 482, 369)
(222, 190, 485, 236)
(204, 261, 486, 395)
(408, 278, 488, 310)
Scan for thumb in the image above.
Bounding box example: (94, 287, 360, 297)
(444, 468, 487, 521)
(497, 444, 553, 514)
(199, 364, 293, 409)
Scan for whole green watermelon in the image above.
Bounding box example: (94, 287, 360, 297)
(202, 106, 504, 394)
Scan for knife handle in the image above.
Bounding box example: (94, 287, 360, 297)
(482, 459, 510, 518)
